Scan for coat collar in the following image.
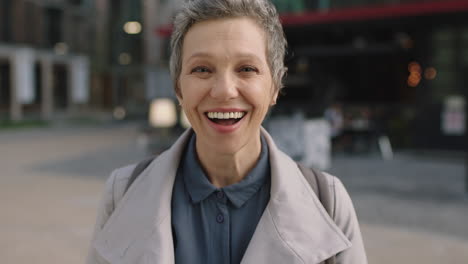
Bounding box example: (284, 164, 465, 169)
(241, 128, 351, 264)
(93, 128, 350, 264)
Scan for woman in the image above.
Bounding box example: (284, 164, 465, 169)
(87, 0, 367, 263)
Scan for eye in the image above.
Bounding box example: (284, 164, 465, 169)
(239, 66, 258, 73)
(191, 66, 211, 74)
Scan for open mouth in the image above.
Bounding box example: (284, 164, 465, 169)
(205, 111, 247, 126)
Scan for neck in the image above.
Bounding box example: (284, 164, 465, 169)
(196, 133, 262, 188)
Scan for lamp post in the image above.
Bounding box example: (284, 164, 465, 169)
(149, 98, 178, 154)
(123, 21, 142, 35)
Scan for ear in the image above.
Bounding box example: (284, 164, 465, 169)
(176, 94, 183, 106)
(175, 82, 183, 102)
(270, 90, 279, 106)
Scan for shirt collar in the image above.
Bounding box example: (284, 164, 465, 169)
(181, 133, 270, 208)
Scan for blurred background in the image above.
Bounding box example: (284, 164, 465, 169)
(1, 0, 468, 263)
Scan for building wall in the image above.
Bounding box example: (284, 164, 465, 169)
(0, 0, 95, 121)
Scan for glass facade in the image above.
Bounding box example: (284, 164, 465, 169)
(277, 0, 468, 150)
(273, 0, 446, 13)
(431, 29, 458, 101)
(426, 27, 468, 103)
(0, 0, 12, 43)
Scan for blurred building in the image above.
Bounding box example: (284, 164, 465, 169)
(4, 0, 466, 153)
(0, 0, 180, 121)
(130, 0, 468, 152)
(144, 0, 468, 152)
(276, 0, 468, 151)
(0, 0, 93, 121)
(88, 0, 183, 120)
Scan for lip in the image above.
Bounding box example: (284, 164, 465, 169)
(203, 108, 247, 134)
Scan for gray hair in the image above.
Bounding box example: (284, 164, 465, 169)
(169, 0, 288, 96)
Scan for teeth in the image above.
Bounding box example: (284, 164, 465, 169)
(207, 111, 245, 119)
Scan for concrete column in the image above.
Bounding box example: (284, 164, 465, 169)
(9, 56, 21, 121)
(70, 56, 90, 105)
(142, 0, 161, 66)
(40, 57, 53, 120)
(95, 0, 110, 72)
(66, 62, 74, 114)
(143, 0, 161, 101)
(10, 48, 34, 121)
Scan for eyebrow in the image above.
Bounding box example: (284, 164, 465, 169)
(185, 52, 214, 63)
(185, 51, 264, 64)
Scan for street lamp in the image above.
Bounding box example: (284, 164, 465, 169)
(54, 42, 68, 55)
(118, 52, 132, 65)
(149, 98, 177, 128)
(123, 21, 142, 34)
(148, 98, 178, 154)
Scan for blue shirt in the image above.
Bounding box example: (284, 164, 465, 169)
(171, 134, 271, 264)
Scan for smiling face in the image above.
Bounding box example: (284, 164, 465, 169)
(178, 17, 278, 155)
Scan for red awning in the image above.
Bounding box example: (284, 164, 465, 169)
(280, 0, 468, 26)
(155, 24, 173, 38)
(155, 0, 468, 37)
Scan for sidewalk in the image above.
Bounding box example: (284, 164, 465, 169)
(1, 122, 148, 264)
(328, 153, 468, 239)
(328, 153, 468, 263)
(1, 123, 467, 263)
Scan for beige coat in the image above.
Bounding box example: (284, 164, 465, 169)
(87, 128, 367, 264)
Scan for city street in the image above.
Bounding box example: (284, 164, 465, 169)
(1, 122, 467, 264)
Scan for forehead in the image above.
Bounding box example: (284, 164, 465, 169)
(182, 17, 268, 62)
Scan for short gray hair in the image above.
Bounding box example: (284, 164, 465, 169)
(169, 0, 288, 96)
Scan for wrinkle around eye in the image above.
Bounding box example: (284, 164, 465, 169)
(239, 66, 257, 72)
(237, 66, 261, 78)
(191, 66, 211, 74)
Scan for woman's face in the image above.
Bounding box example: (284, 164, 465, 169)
(178, 17, 278, 154)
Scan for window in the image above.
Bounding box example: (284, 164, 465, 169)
(45, 8, 63, 48)
(68, 0, 83, 5)
(0, 0, 12, 42)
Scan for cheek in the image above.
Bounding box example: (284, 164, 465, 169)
(179, 86, 205, 119)
(248, 84, 275, 106)
(179, 81, 195, 105)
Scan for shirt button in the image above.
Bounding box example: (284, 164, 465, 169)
(216, 191, 224, 199)
(216, 213, 224, 223)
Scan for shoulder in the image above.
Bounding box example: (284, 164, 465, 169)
(99, 164, 137, 213)
(320, 172, 356, 221)
(321, 172, 368, 263)
(109, 164, 137, 199)
(321, 172, 347, 199)
(111, 164, 137, 183)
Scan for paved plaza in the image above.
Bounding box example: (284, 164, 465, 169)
(1, 122, 467, 264)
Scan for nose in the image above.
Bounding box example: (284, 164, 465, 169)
(210, 71, 239, 100)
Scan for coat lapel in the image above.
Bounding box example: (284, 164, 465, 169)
(93, 129, 193, 264)
(241, 128, 351, 264)
(93, 128, 350, 264)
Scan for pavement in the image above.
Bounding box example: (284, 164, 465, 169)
(328, 153, 468, 263)
(1, 122, 467, 264)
